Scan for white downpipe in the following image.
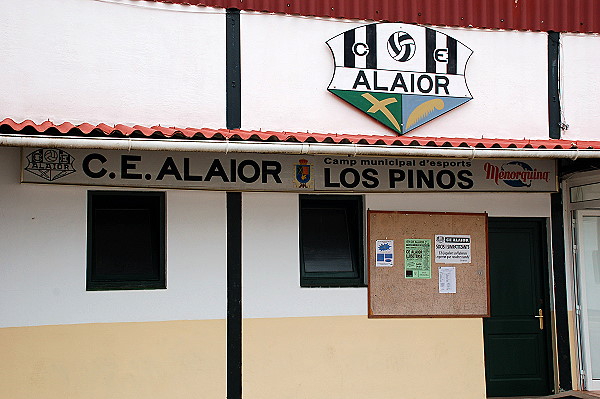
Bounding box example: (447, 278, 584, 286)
(0, 133, 597, 159)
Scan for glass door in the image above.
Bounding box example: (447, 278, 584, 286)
(575, 210, 600, 390)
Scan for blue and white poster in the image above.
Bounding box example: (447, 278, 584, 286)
(376, 240, 394, 267)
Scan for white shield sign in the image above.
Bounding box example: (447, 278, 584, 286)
(327, 23, 473, 135)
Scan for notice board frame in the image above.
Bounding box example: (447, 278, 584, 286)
(368, 211, 490, 318)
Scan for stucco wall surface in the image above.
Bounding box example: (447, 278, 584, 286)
(243, 315, 486, 399)
(1, 144, 551, 398)
(2, 144, 552, 327)
(0, 317, 482, 399)
(560, 33, 600, 141)
(0, 1, 596, 144)
(242, 191, 550, 319)
(2, 1, 594, 143)
(0, 320, 226, 399)
(0, 147, 227, 328)
(0, 0, 226, 128)
(241, 12, 549, 139)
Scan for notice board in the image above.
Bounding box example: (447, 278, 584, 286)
(368, 211, 489, 317)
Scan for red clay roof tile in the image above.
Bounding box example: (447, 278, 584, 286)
(1, 117, 599, 150)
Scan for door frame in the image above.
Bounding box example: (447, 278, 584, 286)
(562, 170, 600, 391)
(485, 217, 555, 397)
(573, 210, 600, 390)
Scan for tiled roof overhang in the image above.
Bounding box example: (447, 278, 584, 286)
(1, 118, 599, 151)
(140, 0, 600, 34)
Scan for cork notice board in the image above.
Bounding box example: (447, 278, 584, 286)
(368, 211, 489, 318)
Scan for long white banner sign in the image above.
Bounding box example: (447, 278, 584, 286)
(21, 148, 557, 192)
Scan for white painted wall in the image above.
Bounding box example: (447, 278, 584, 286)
(0, 147, 227, 327)
(241, 12, 549, 139)
(1, 1, 596, 143)
(241, 192, 366, 319)
(242, 191, 551, 319)
(367, 192, 551, 217)
(0, 144, 553, 325)
(2, 1, 591, 143)
(0, 0, 226, 128)
(560, 33, 600, 141)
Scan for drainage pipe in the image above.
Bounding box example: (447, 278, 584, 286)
(0, 133, 597, 159)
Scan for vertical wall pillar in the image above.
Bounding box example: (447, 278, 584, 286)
(549, 30, 572, 391)
(226, 8, 241, 131)
(226, 8, 242, 399)
(227, 192, 242, 399)
(548, 31, 561, 140)
(551, 190, 572, 391)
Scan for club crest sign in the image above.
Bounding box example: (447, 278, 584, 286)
(327, 23, 473, 135)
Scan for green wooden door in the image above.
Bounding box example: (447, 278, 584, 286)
(484, 218, 552, 397)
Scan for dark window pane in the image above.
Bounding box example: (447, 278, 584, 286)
(87, 191, 165, 290)
(301, 208, 354, 273)
(299, 195, 364, 287)
(93, 208, 158, 281)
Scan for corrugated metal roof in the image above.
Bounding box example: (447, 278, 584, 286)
(141, 0, 600, 34)
(2, 118, 599, 150)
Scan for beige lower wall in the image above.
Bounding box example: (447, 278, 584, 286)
(1, 316, 486, 399)
(0, 320, 226, 399)
(243, 315, 487, 399)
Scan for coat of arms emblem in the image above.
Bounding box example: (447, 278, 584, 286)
(295, 159, 312, 188)
(327, 23, 473, 135)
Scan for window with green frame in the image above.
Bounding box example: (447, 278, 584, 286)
(87, 191, 166, 291)
(299, 195, 365, 287)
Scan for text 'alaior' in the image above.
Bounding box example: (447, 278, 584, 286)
(327, 23, 473, 135)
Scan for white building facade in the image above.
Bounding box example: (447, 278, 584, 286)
(1, 1, 600, 398)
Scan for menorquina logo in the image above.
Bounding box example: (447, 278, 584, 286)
(25, 149, 75, 181)
(484, 161, 550, 188)
(327, 23, 473, 135)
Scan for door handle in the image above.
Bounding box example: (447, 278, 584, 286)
(534, 308, 544, 330)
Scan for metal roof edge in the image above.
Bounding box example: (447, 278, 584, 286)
(134, 0, 600, 34)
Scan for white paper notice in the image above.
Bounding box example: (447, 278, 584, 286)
(439, 267, 457, 293)
(435, 235, 471, 264)
(375, 240, 394, 267)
